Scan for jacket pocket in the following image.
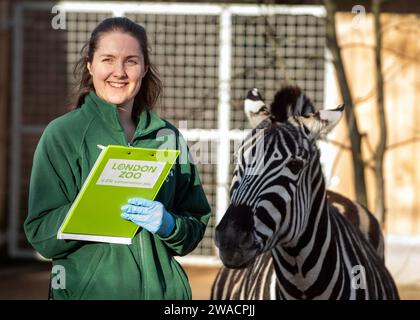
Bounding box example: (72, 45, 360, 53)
(72, 246, 104, 299)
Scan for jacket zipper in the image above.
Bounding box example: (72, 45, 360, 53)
(125, 137, 146, 298)
(117, 115, 146, 297)
(125, 137, 145, 297)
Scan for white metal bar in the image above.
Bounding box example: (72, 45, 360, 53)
(227, 129, 251, 141)
(229, 4, 326, 17)
(179, 129, 249, 141)
(216, 8, 232, 225)
(180, 129, 219, 141)
(20, 2, 324, 16)
(20, 127, 246, 144)
(52, 2, 223, 15)
(112, 8, 125, 18)
(319, 48, 339, 186)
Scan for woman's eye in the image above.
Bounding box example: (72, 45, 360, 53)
(286, 159, 304, 175)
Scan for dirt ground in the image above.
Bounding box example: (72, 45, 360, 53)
(183, 265, 420, 300)
(0, 260, 419, 300)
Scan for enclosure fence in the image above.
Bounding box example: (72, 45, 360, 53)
(9, 2, 328, 264)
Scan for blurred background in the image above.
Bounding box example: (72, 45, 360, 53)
(0, 0, 419, 299)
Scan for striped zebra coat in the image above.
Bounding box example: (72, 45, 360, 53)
(211, 191, 384, 299)
(213, 105, 399, 299)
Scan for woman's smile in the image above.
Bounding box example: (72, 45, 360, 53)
(107, 81, 129, 89)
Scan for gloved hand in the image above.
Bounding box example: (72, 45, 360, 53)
(121, 198, 175, 237)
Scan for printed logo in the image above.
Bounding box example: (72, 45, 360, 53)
(97, 159, 165, 188)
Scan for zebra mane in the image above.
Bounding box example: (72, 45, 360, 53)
(270, 85, 317, 122)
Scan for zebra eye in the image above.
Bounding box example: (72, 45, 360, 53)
(286, 159, 304, 174)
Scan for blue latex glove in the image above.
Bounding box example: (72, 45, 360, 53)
(120, 198, 175, 237)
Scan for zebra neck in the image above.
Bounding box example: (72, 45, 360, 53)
(271, 191, 339, 299)
(250, 114, 270, 127)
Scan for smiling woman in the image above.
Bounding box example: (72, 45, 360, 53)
(23, 17, 211, 300)
(86, 32, 145, 111)
(73, 18, 160, 141)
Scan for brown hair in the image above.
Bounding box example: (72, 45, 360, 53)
(73, 17, 162, 122)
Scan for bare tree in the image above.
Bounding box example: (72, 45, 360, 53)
(372, 0, 387, 226)
(258, 0, 419, 226)
(324, 0, 369, 208)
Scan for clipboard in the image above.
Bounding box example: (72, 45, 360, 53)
(57, 145, 179, 244)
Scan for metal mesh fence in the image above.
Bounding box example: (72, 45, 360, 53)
(126, 13, 220, 130)
(230, 14, 325, 129)
(11, 2, 325, 259)
(21, 10, 69, 126)
(66, 12, 113, 85)
(190, 141, 218, 256)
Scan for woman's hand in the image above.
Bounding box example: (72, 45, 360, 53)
(121, 198, 175, 237)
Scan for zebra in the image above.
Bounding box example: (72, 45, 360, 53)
(244, 86, 384, 258)
(243, 86, 385, 257)
(211, 87, 386, 300)
(212, 88, 399, 299)
(211, 192, 385, 300)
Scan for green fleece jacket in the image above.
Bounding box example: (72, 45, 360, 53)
(24, 91, 211, 300)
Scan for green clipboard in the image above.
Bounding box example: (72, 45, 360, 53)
(57, 145, 180, 244)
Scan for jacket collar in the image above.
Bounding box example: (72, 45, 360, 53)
(84, 91, 166, 138)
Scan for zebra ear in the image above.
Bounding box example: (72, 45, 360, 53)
(244, 88, 271, 128)
(296, 104, 345, 139)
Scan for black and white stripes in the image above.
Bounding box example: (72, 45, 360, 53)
(213, 106, 399, 300)
(211, 251, 276, 300)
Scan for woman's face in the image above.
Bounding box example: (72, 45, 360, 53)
(87, 31, 148, 110)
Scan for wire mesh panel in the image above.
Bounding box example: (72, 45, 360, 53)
(126, 13, 220, 129)
(21, 10, 69, 126)
(13, 8, 113, 253)
(16, 9, 70, 252)
(66, 12, 113, 87)
(187, 139, 218, 255)
(10, 2, 326, 260)
(230, 14, 325, 129)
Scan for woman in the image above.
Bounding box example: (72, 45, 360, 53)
(24, 17, 211, 300)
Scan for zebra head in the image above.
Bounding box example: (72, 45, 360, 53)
(215, 104, 345, 269)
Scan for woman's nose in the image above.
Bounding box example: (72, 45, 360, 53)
(112, 61, 127, 78)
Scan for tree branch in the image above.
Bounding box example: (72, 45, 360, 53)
(324, 0, 368, 207)
(260, 2, 291, 84)
(387, 137, 420, 150)
(372, 0, 387, 226)
(324, 139, 352, 150)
